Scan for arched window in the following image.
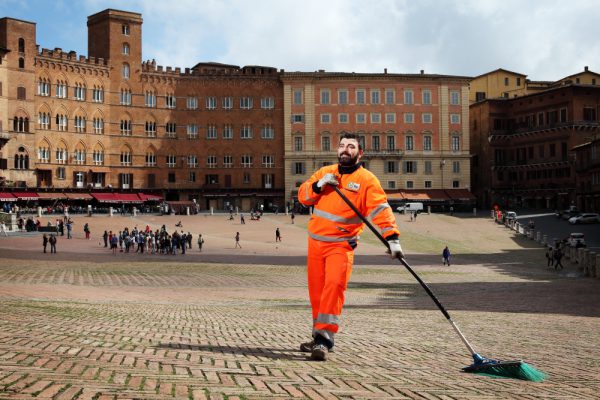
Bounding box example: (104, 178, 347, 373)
(18, 38, 25, 53)
(18, 57, 24, 69)
(13, 116, 29, 132)
(122, 63, 130, 79)
(14, 147, 29, 169)
(122, 43, 130, 55)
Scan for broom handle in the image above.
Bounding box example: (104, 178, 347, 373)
(333, 186, 478, 356)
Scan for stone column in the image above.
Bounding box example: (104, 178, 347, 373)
(109, 207, 114, 217)
(186, 207, 190, 216)
(37, 206, 42, 218)
(588, 252, 596, 278)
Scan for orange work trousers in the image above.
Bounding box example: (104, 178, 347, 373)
(307, 237, 354, 347)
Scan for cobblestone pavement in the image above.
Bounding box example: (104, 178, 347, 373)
(0, 214, 599, 399)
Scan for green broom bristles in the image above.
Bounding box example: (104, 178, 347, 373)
(463, 359, 546, 382)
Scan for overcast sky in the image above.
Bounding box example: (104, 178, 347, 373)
(1, 0, 598, 81)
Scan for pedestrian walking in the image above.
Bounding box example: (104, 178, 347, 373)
(413, 211, 418, 221)
(110, 235, 118, 254)
(297, 132, 402, 361)
(66, 221, 72, 239)
(442, 246, 451, 266)
(0, 222, 8, 237)
(291, 212, 295, 224)
(49, 234, 57, 253)
(275, 227, 282, 242)
(187, 232, 192, 249)
(42, 233, 48, 253)
(553, 246, 564, 270)
(84, 223, 90, 240)
(197, 234, 204, 251)
(240, 214, 245, 224)
(103, 230, 109, 247)
(545, 246, 553, 267)
(235, 232, 242, 248)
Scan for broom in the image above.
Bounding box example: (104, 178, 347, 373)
(333, 186, 546, 382)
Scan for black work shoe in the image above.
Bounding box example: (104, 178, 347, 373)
(310, 344, 328, 361)
(300, 340, 315, 353)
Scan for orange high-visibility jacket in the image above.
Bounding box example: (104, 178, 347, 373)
(298, 164, 400, 242)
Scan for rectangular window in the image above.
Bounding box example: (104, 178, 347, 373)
(223, 155, 233, 168)
(404, 161, 416, 173)
(206, 96, 217, 110)
(405, 136, 414, 151)
(338, 113, 349, 123)
(262, 155, 275, 168)
(387, 136, 395, 150)
(424, 161, 432, 174)
(338, 90, 348, 105)
(385, 88, 395, 104)
(207, 155, 217, 168)
(475, 92, 486, 102)
(261, 125, 275, 139)
(385, 113, 396, 123)
(165, 94, 176, 109)
(451, 136, 460, 151)
(120, 152, 131, 166)
(452, 180, 460, 188)
(145, 91, 156, 107)
(292, 114, 304, 123)
(240, 125, 252, 139)
(187, 97, 198, 110)
(145, 153, 156, 167)
(453, 161, 460, 173)
(120, 90, 131, 105)
(293, 89, 303, 105)
(57, 167, 66, 180)
(187, 155, 198, 168)
(241, 155, 253, 168)
(385, 161, 398, 173)
(504, 77, 509, 86)
(240, 96, 253, 109)
(450, 114, 460, 124)
(356, 113, 366, 124)
(73, 150, 86, 165)
(321, 113, 331, 123)
(370, 113, 381, 123)
(320, 89, 330, 105)
(322, 136, 331, 151)
(371, 89, 380, 104)
(74, 84, 85, 101)
(145, 121, 156, 137)
(404, 113, 414, 123)
(166, 122, 176, 138)
(356, 89, 365, 105)
(406, 181, 414, 189)
(93, 150, 104, 165)
(222, 96, 233, 109)
(372, 136, 380, 151)
(560, 108, 568, 123)
(422, 90, 432, 105)
(425, 180, 432, 188)
(223, 124, 233, 139)
(293, 162, 305, 175)
(423, 136, 432, 151)
(187, 124, 198, 139)
(294, 136, 303, 151)
(166, 155, 177, 168)
(120, 120, 131, 136)
(422, 113, 432, 123)
(450, 90, 460, 105)
(206, 124, 218, 139)
(387, 181, 396, 189)
(260, 97, 274, 109)
(404, 90, 414, 105)
(92, 87, 103, 103)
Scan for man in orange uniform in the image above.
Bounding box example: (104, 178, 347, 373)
(298, 132, 403, 361)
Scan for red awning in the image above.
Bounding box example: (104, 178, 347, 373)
(138, 193, 163, 201)
(445, 189, 476, 201)
(64, 193, 93, 200)
(0, 192, 17, 201)
(37, 192, 67, 200)
(117, 193, 143, 203)
(91, 193, 119, 203)
(388, 190, 451, 201)
(13, 192, 39, 200)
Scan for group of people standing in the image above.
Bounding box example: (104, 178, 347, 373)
(102, 225, 204, 255)
(546, 244, 564, 270)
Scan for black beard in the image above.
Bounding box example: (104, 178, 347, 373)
(338, 153, 359, 167)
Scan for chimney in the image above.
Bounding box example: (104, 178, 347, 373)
(384, 68, 387, 74)
(420, 69, 424, 74)
(585, 66, 589, 72)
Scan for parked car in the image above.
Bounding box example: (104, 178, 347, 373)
(556, 207, 580, 220)
(505, 211, 517, 220)
(568, 213, 600, 224)
(567, 233, 586, 248)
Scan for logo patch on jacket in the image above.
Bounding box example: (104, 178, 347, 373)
(346, 182, 360, 192)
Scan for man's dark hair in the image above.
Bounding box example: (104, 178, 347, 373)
(339, 132, 362, 151)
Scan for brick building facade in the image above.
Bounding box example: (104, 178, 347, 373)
(0, 9, 473, 212)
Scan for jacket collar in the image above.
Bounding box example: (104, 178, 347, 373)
(337, 163, 362, 175)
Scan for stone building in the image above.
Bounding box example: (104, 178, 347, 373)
(0, 9, 473, 212)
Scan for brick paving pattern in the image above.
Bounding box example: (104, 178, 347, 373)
(0, 213, 599, 399)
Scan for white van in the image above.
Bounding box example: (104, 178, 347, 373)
(396, 202, 424, 214)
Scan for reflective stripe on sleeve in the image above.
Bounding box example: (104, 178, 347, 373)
(313, 208, 362, 224)
(368, 202, 391, 219)
(308, 231, 358, 242)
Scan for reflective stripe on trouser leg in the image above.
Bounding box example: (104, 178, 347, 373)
(307, 237, 354, 346)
